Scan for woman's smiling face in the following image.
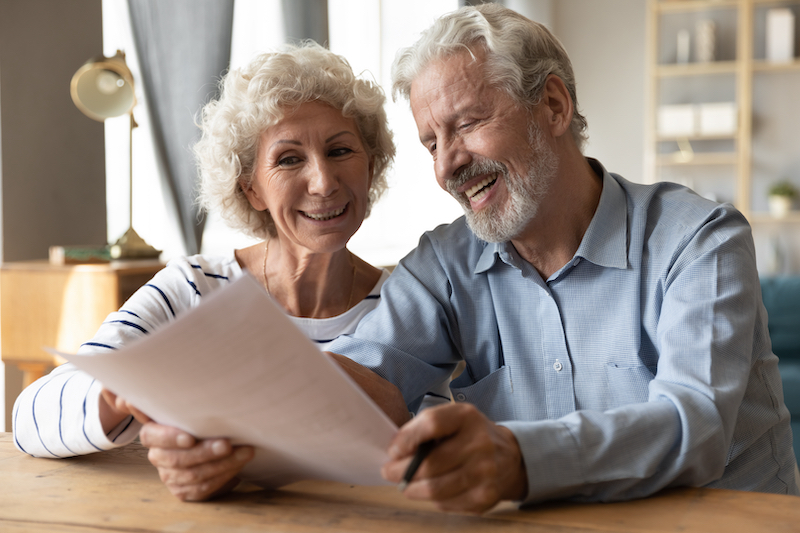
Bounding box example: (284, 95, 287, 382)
(244, 101, 373, 254)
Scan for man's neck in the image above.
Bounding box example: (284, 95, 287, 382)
(510, 156, 602, 279)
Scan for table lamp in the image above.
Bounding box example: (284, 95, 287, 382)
(70, 50, 161, 260)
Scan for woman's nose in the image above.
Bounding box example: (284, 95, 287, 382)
(307, 159, 340, 197)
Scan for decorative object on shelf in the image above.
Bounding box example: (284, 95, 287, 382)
(697, 102, 737, 136)
(766, 8, 796, 63)
(658, 104, 696, 136)
(677, 29, 691, 64)
(695, 19, 716, 63)
(70, 50, 161, 260)
(768, 180, 797, 219)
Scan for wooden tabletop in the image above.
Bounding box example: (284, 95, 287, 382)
(1, 433, 798, 532)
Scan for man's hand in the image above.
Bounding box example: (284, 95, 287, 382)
(139, 422, 255, 501)
(382, 403, 528, 514)
(326, 352, 411, 427)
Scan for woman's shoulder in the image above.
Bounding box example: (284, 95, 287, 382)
(370, 268, 391, 295)
(163, 253, 244, 282)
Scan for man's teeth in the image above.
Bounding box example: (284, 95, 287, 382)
(466, 175, 497, 201)
(304, 206, 346, 221)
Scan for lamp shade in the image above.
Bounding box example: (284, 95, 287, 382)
(70, 50, 136, 122)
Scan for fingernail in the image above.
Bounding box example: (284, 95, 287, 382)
(176, 433, 193, 448)
(211, 440, 227, 456)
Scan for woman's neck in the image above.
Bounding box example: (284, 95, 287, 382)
(236, 240, 380, 319)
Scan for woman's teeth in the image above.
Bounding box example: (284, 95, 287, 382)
(304, 206, 346, 221)
(466, 175, 498, 202)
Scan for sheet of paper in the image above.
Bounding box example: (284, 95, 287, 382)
(54, 273, 398, 488)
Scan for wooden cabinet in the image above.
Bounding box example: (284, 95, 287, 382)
(645, 0, 800, 221)
(0, 260, 163, 388)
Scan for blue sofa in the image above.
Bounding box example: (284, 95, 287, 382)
(760, 277, 800, 462)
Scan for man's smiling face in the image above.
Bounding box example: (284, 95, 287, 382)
(409, 48, 558, 242)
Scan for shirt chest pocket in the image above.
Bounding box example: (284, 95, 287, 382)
(604, 362, 655, 407)
(450, 365, 516, 421)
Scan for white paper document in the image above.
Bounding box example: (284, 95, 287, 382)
(55, 273, 398, 488)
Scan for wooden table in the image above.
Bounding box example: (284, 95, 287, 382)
(0, 260, 163, 387)
(1, 433, 798, 532)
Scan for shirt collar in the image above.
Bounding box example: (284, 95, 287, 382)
(474, 158, 628, 274)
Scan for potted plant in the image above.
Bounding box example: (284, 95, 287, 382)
(768, 180, 797, 218)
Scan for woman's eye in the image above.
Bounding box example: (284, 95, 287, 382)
(329, 147, 353, 157)
(278, 156, 300, 167)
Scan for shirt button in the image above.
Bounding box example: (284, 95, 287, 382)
(573, 258, 580, 266)
(455, 393, 467, 401)
(553, 360, 563, 372)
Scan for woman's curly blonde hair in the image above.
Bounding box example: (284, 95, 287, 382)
(195, 41, 395, 239)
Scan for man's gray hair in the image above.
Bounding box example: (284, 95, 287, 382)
(391, 3, 588, 151)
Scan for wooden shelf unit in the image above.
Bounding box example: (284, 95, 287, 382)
(646, 0, 800, 220)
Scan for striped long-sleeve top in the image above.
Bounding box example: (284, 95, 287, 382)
(12, 254, 390, 458)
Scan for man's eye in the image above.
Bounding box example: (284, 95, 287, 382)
(429, 143, 437, 155)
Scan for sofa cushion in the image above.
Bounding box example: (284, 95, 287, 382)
(760, 277, 800, 362)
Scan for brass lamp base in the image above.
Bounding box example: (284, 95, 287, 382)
(109, 227, 161, 260)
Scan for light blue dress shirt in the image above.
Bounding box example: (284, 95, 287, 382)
(330, 160, 799, 504)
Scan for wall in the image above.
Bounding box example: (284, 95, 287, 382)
(0, 0, 106, 430)
(552, 0, 647, 183)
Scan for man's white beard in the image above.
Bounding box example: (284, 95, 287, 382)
(446, 122, 559, 243)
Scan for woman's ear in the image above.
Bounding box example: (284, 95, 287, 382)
(367, 157, 375, 190)
(540, 74, 574, 139)
(241, 179, 268, 211)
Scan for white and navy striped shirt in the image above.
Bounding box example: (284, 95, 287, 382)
(12, 254, 389, 458)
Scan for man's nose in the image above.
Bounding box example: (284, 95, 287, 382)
(434, 138, 471, 186)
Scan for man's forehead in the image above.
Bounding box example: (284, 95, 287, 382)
(409, 50, 487, 106)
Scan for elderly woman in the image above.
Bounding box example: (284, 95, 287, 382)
(13, 42, 409, 499)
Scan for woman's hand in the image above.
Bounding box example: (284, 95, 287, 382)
(100, 388, 152, 432)
(139, 422, 255, 501)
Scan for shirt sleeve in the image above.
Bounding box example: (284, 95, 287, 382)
(329, 233, 462, 412)
(12, 362, 142, 457)
(507, 206, 773, 503)
(12, 258, 205, 457)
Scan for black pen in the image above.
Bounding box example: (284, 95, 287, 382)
(397, 440, 436, 491)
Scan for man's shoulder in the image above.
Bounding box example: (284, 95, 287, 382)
(396, 216, 485, 275)
(614, 174, 745, 231)
(419, 216, 486, 257)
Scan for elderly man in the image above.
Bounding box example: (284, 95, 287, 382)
(133, 3, 797, 513)
(328, 2, 799, 511)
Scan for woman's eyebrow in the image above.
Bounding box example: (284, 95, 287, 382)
(325, 130, 357, 143)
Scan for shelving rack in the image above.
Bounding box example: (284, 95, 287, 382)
(645, 0, 800, 222)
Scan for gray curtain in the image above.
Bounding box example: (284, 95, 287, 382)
(128, 0, 234, 255)
(282, 0, 328, 45)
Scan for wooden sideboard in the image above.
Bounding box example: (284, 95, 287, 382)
(0, 260, 163, 388)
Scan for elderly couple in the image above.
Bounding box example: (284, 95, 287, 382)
(13, 4, 798, 513)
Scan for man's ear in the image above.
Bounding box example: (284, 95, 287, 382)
(540, 74, 574, 139)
